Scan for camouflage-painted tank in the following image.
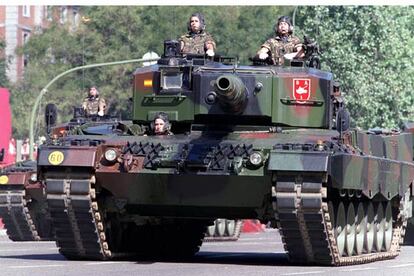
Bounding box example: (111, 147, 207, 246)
(36, 41, 414, 265)
(0, 160, 52, 241)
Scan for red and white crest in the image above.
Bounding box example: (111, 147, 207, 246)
(293, 78, 311, 102)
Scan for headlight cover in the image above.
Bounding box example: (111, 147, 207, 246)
(249, 152, 264, 167)
(29, 173, 37, 183)
(104, 149, 118, 162)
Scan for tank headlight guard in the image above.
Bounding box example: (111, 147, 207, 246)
(249, 152, 264, 167)
(104, 149, 118, 162)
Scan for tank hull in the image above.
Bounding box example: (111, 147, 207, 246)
(37, 128, 414, 264)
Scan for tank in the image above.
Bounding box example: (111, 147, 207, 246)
(0, 87, 52, 241)
(35, 41, 414, 265)
(0, 160, 52, 241)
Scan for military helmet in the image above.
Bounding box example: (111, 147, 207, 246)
(151, 111, 171, 133)
(275, 15, 293, 34)
(187, 12, 206, 33)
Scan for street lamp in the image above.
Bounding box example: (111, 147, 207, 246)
(80, 15, 91, 92)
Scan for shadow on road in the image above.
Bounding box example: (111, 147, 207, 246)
(133, 251, 290, 267)
(193, 251, 290, 266)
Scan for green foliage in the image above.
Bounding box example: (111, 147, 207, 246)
(0, 39, 8, 87)
(295, 6, 414, 129)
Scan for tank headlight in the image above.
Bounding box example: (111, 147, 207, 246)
(30, 173, 37, 183)
(249, 152, 263, 166)
(315, 140, 325, 151)
(104, 149, 118, 162)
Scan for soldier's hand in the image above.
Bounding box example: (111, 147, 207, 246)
(206, 49, 215, 57)
(258, 52, 269, 60)
(284, 52, 297, 60)
(98, 110, 104, 116)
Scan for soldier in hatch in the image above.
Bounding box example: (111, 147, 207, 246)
(178, 12, 216, 57)
(257, 15, 304, 65)
(82, 86, 106, 117)
(151, 112, 173, 135)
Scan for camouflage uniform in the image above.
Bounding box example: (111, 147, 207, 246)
(179, 32, 216, 55)
(82, 96, 106, 116)
(261, 35, 302, 66)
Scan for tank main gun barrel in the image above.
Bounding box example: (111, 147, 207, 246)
(214, 75, 248, 114)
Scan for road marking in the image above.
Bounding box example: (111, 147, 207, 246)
(10, 264, 65, 269)
(7, 241, 55, 245)
(84, 261, 132, 265)
(389, 263, 414, 268)
(236, 237, 277, 241)
(280, 271, 325, 275)
(0, 247, 57, 252)
(340, 267, 375, 272)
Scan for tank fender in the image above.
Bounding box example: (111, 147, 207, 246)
(267, 151, 329, 172)
(329, 153, 414, 199)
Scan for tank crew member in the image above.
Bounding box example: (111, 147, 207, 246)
(151, 112, 173, 135)
(178, 12, 216, 57)
(82, 86, 106, 116)
(332, 81, 344, 113)
(256, 15, 304, 65)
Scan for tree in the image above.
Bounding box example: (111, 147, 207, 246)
(295, 6, 414, 128)
(0, 39, 9, 87)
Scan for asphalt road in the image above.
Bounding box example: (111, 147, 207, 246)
(1, 229, 414, 276)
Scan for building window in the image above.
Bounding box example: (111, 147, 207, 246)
(22, 32, 30, 68)
(23, 54, 29, 68)
(60, 7, 67, 24)
(23, 32, 30, 44)
(72, 9, 79, 28)
(46, 6, 53, 21)
(23, 5, 31, 17)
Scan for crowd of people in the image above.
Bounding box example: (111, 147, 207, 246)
(6, 137, 45, 163)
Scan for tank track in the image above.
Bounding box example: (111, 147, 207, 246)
(46, 174, 207, 260)
(273, 173, 408, 266)
(0, 189, 40, 241)
(46, 175, 111, 260)
(203, 219, 242, 242)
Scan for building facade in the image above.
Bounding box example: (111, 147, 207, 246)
(0, 6, 80, 83)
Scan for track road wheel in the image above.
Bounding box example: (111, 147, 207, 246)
(355, 202, 367, 255)
(225, 220, 236, 236)
(374, 203, 385, 252)
(206, 224, 216, 237)
(384, 201, 393, 251)
(215, 219, 226, 237)
(335, 202, 346, 256)
(365, 202, 375, 253)
(345, 202, 356, 256)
